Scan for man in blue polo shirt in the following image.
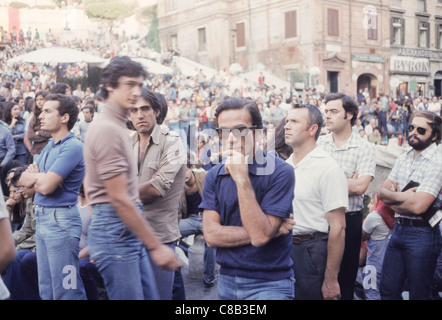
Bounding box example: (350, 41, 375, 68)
(201, 98, 295, 300)
(21, 93, 86, 300)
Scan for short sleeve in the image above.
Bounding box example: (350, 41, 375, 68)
(199, 168, 219, 212)
(47, 141, 84, 179)
(259, 163, 295, 219)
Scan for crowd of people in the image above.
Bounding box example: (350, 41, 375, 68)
(0, 32, 441, 301)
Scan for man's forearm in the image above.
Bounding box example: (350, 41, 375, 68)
(324, 226, 345, 280)
(236, 178, 279, 247)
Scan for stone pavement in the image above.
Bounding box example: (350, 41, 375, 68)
(176, 235, 219, 300)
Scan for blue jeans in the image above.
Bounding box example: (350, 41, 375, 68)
(3, 249, 33, 300)
(378, 110, 388, 134)
(179, 214, 216, 283)
(88, 203, 159, 300)
(217, 274, 295, 300)
(380, 222, 441, 300)
(35, 205, 87, 300)
(20, 251, 40, 300)
(147, 242, 176, 300)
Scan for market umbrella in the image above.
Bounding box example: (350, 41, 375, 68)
(8, 46, 105, 66)
(132, 57, 173, 75)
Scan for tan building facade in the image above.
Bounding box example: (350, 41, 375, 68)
(158, 0, 442, 98)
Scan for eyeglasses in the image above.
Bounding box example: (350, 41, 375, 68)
(13, 186, 24, 193)
(215, 125, 257, 138)
(130, 105, 151, 114)
(408, 124, 427, 135)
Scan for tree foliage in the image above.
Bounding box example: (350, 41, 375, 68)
(145, 6, 160, 53)
(84, 0, 135, 21)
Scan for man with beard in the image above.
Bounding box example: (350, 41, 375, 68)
(379, 111, 442, 300)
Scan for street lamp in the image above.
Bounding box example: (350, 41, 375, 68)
(231, 27, 236, 64)
(64, 1, 70, 31)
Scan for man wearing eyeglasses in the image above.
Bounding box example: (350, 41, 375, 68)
(379, 111, 442, 300)
(128, 87, 185, 300)
(200, 98, 296, 300)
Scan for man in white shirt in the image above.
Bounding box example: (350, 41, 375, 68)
(285, 105, 347, 300)
(428, 96, 441, 114)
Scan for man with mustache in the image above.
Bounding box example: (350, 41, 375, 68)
(129, 87, 185, 300)
(379, 111, 442, 300)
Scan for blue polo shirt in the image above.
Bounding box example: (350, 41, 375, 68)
(199, 151, 295, 281)
(34, 132, 85, 207)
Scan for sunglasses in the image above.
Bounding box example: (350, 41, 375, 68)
(408, 124, 427, 135)
(130, 105, 152, 114)
(215, 125, 257, 138)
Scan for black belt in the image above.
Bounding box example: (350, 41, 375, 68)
(292, 232, 328, 244)
(395, 217, 429, 227)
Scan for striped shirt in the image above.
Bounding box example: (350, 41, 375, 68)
(388, 143, 442, 220)
(317, 131, 376, 212)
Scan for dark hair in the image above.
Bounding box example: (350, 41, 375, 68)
(8, 165, 27, 187)
(294, 104, 324, 141)
(81, 105, 95, 114)
(139, 87, 161, 124)
(214, 98, 263, 129)
(32, 90, 49, 129)
(155, 92, 168, 125)
(324, 92, 359, 126)
(274, 117, 292, 159)
(1, 160, 22, 196)
(3, 100, 23, 125)
(410, 111, 442, 145)
(100, 56, 147, 99)
(51, 83, 70, 95)
(45, 94, 79, 131)
(24, 98, 34, 113)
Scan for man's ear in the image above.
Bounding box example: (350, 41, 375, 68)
(62, 113, 69, 125)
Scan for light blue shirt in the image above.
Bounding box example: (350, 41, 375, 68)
(34, 132, 84, 207)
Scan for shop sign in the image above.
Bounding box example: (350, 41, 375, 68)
(390, 56, 430, 73)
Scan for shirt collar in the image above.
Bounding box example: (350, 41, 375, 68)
(130, 123, 161, 146)
(49, 132, 75, 146)
(323, 131, 361, 149)
(407, 142, 439, 160)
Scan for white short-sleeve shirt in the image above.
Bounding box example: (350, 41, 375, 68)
(286, 146, 349, 235)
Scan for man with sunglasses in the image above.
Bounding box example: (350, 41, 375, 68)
(200, 98, 296, 300)
(379, 111, 442, 300)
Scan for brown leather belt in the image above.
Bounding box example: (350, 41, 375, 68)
(292, 232, 328, 243)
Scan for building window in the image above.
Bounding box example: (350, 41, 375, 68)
(328, 9, 339, 36)
(236, 22, 245, 48)
(417, 0, 426, 12)
(437, 23, 442, 49)
(391, 17, 404, 45)
(168, 0, 177, 11)
(418, 21, 429, 48)
(170, 34, 178, 51)
(285, 10, 297, 39)
(198, 27, 207, 51)
(367, 13, 378, 40)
